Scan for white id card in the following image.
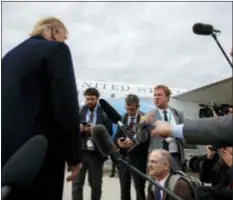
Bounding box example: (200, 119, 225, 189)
(86, 139, 95, 151)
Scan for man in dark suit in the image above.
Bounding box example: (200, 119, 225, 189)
(2, 17, 82, 200)
(145, 85, 185, 170)
(72, 88, 112, 200)
(114, 94, 147, 200)
(147, 150, 194, 200)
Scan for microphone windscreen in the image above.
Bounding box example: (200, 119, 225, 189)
(99, 99, 122, 123)
(2, 135, 48, 186)
(192, 23, 214, 35)
(92, 124, 117, 156)
(136, 123, 150, 143)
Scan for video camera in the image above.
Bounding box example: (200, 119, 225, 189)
(199, 103, 232, 118)
(199, 103, 232, 152)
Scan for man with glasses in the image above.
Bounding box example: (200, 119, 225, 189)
(114, 94, 147, 200)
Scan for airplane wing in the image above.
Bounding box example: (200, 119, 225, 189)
(173, 77, 232, 105)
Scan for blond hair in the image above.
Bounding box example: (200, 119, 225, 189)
(154, 84, 172, 97)
(30, 17, 68, 37)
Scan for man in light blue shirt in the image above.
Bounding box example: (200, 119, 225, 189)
(151, 114, 233, 145)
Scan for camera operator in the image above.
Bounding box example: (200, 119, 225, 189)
(197, 146, 233, 200)
(199, 146, 231, 187)
(197, 105, 233, 200)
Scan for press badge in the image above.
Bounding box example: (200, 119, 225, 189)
(86, 139, 95, 151)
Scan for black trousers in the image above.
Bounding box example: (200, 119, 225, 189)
(170, 152, 182, 171)
(118, 156, 146, 200)
(110, 157, 116, 176)
(72, 152, 104, 200)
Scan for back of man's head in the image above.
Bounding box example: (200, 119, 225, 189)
(30, 17, 68, 37)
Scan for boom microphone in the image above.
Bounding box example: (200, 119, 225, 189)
(192, 22, 233, 69)
(192, 23, 220, 35)
(92, 124, 183, 200)
(2, 135, 48, 199)
(99, 99, 137, 143)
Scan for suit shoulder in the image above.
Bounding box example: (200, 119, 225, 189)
(170, 106, 181, 112)
(41, 41, 72, 62)
(170, 107, 184, 115)
(42, 40, 70, 53)
(147, 108, 156, 113)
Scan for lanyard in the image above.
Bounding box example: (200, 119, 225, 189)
(158, 110, 172, 123)
(87, 110, 95, 124)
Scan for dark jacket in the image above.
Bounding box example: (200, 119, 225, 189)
(113, 111, 148, 159)
(80, 105, 113, 159)
(227, 166, 233, 186)
(1, 35, 81, 199)
(147, 178, 195, 200)
(199, 154, 230, 187)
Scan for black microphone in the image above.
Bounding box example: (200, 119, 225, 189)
(2, 135, 48, 199)
(192, 22, 233, 69)
(99, 99, 137, 143)
(136, 122, 154, 143)
(192, 23, 220, 35)
(92, 124, 183, 200)
(91, 124, 118, 157)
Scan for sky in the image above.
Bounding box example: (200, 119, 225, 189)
(2, 2, 232, 90)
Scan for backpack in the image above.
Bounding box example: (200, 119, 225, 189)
(151, 171, 201, 200)
(166, 171, 202, 200)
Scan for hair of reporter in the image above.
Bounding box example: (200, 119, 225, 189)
(150, 149, 172, 170)
(125, 94, 140, 107)
(84, 87, 100, 98)
(154, 85, 172, 98)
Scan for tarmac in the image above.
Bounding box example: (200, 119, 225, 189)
(62, 159, 199, 200)
(62, 160, 136, 200)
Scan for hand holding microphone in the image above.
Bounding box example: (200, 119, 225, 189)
(99, 99, 137, 143)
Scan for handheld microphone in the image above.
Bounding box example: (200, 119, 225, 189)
(136, 122, 154, 143)
(99, 99, 137, 143)
(2, 135, 48, 199)
(92, 124, 183, 200)
(192, 23, 220, 35)
(91, 124, 118, 157)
